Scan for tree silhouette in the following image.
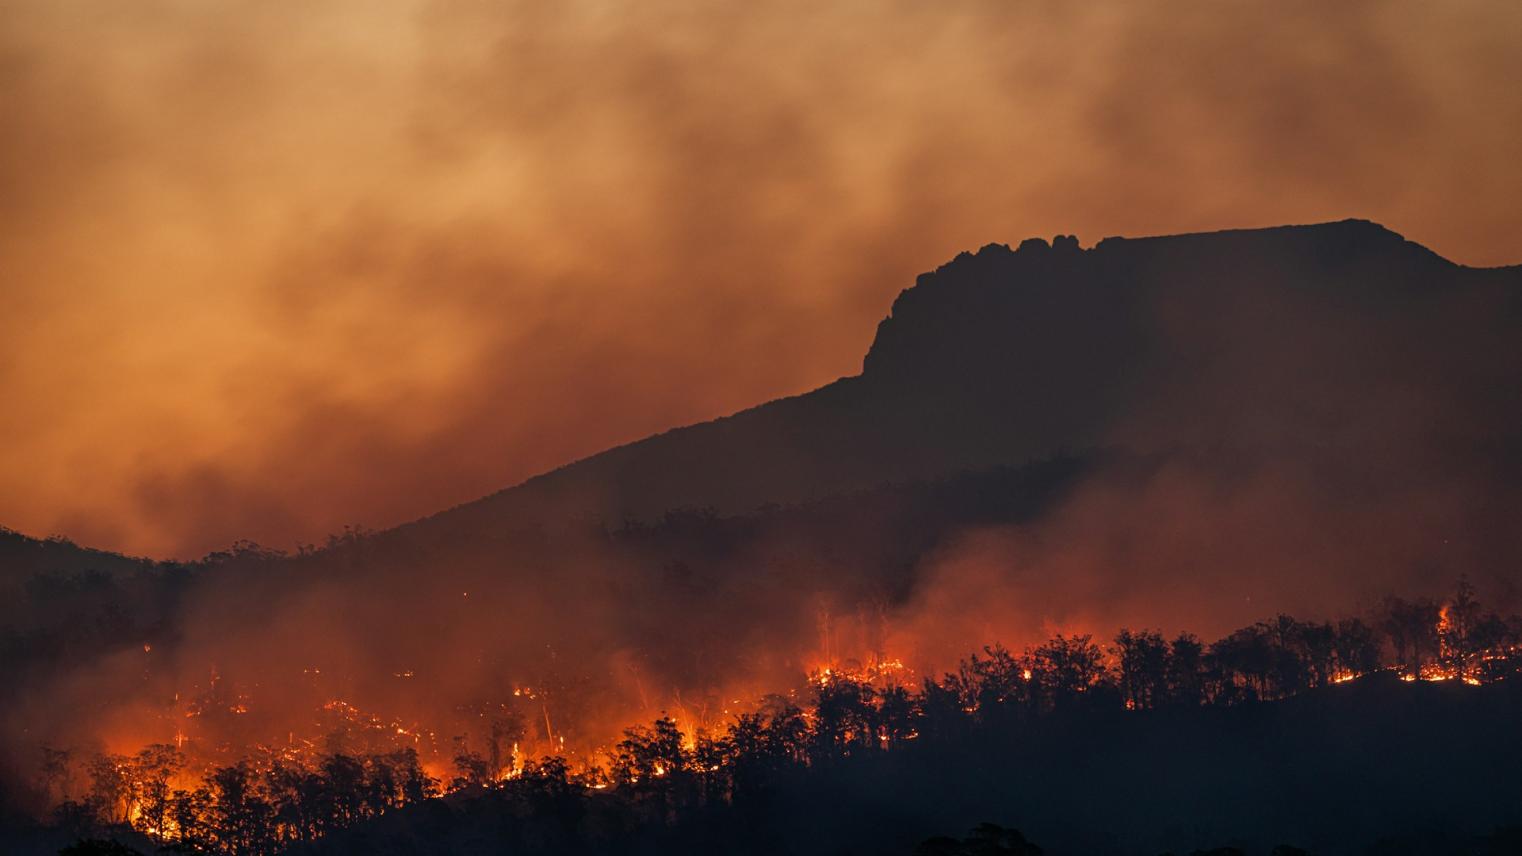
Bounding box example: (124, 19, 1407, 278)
(26, 589, 1522, 856)
(129, 744, 183, 839)
(167, 786, 213, 850)
(38, 745, 75, 806)
(811, 672, 875, 759)
(1382, 596, 1440, 678)
(450, 744, 492, 790)
(1029, 634, 1108, 711)
(85, 754, 131, 825)
(1116, 629, 1169, 709)
(1441, 577, 1482, 679)
(1333, 618, 1382, 677)
(207, 762, 276, 856)
(613, 714, 689, 821)
(1165, 633, 1206, 706)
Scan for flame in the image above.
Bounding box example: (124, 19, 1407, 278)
(36, 596, 1521, 851)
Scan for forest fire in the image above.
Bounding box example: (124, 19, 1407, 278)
(2, 2, 1520, 850)
(16, 580, 1519, 854)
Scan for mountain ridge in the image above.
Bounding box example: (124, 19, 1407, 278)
(4, 219, 1518, 561)
(390, 217, 1522, 549)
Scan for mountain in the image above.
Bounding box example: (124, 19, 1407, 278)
(5, 220, 1522, 839)
(11, 219, 1516, 565)
(8, 219, 1520, 654)
(396, 219, 1522, 547)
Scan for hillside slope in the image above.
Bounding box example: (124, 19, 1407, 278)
(397, 220, 1522, 548)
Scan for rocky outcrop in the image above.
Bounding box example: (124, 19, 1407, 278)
(396, 220, 1522, 546)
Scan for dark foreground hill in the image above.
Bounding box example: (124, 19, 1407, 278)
(283, 677, 1522, 856)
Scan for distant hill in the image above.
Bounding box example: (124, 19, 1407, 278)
(7, 219, 1521, 665)
(9, 220, 1519, 569)
(395, 219, 1522, 551)
(0, 526, 156, 582)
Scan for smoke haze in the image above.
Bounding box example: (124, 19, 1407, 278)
(4, 1, 1521, 558)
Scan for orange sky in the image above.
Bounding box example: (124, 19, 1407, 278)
(3, 0, 1520, 559)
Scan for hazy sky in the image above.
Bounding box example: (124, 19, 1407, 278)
(3, 0, 1520, 558)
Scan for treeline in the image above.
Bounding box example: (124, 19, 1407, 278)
(44, 748, 435, 854)
(35, 582, 1522, 855)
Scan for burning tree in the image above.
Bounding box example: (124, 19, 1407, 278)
(26, 583, 1522, 855)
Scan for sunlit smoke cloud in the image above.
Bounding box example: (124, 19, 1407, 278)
(2, 1, 1520, 558)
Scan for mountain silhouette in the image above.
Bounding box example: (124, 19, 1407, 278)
(393, 219, 1522, 549)
(7, 218, 1520, 614)
(5, 220, 1522, 853)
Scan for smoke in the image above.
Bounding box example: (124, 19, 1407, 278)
(890, 454, 1522, 679)
(4, 0, 1522, 821)
(3, 0, 1521, 558)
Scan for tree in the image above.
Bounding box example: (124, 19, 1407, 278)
(51, 799, 99, 839)
(1115, 629, 1169, 710)
(760, 697, 811, 765)
(1029, 634, 1108, 710)
(266, 760, 322, 844)
(128, 744, 183, 839)
(1382, 597, 1440, 678)
(207, 762, 275, 856)
(1263, 616, 1312, 696)
(966, 644, 1029, 716)
(319, 753, 367, 829)
(167, 787, 213, 850)
(1440, 577, 1482, 678)
(86, 754, 131, 825)
(511, 754, 583, 832)
(450, 744, 492, 790)
(376, 747, 436, 807)
(1296, 620, 1339, 687)
(690, 730, 731, 805)
(613, 715, 687, 783)
(613, 715, 689, 821)
(40, 745, 75, 805)
(1209, 626, 1274, 702)
(920, 675, 974, 741)
(1165, 633, 1206, 706)
(1333, 618, 1382, 678)
(811, 673, 874, 759)
(878, 684, 919, 747)
(724, 712, 769, 803)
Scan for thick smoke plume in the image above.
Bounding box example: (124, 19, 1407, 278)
(3, 1, 1521, 558)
